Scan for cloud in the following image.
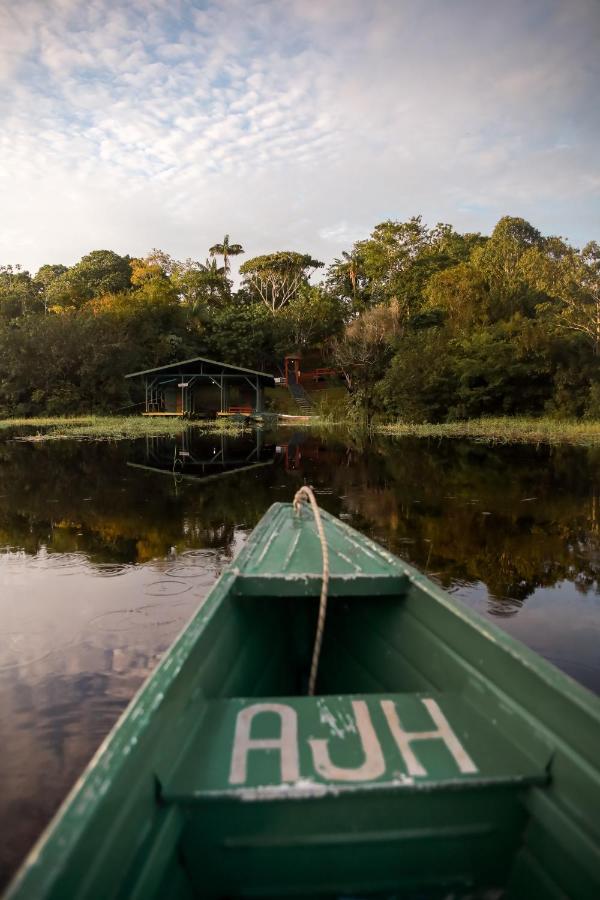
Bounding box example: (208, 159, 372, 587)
(0, 0, 598, 274)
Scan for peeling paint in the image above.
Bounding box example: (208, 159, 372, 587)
(316, 700, 357, 738)
(238, 778, 331, 801)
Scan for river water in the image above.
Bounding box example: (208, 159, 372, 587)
(1, 426, 599, 886)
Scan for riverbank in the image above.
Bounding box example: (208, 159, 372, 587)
(378, 417, 600, 445)
(0, 416, 245, 441)
(4, 414, 600, 446)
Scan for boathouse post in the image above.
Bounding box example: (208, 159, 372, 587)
(255, 376, 263, 413)
(222, 379, 230, 413)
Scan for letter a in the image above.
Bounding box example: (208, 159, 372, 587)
(229, 703, 299, 785)
(381, 697, 478, 777)
(308, 700, 385, 782)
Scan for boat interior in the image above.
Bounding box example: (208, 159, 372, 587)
(10, 505, 599, 900)
(153, 587, 552, 899)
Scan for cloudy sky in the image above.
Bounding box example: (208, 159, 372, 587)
(1, 0, 599, 275)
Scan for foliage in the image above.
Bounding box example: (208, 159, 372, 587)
(274, 285, 346, 353)
(377, 417, 600, 446)
(327, 215, 599, 424)
(208, 234, 244, 275)
(240, 251, 323, 312)
(199, 302, 277, 369)
(0, 265, 42, 318)
(422, 262, 488, 333)
(0, 214, 597, 420)
(0, 416, 244, 441)
(524, 240, 600, 354)
(328, 217, 485, 315)
(330, 300, 406, 426)
(44, 250, 132, 310)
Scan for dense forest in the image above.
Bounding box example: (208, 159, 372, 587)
(0, 216, 598, 423)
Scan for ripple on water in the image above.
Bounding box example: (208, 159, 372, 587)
(143, 580, 193, 597)
(163, 548, 220, 582)
(91, 563, 131, 578)
(88, 607, 190, 632)
(178, 549, 219, 563)
(163, 565, 217, 582)
(29, 553, 88, 574)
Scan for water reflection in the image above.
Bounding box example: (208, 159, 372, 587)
(128, 429, 276, 483)
(1, 428, 600, 886)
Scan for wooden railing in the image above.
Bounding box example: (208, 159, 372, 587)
(298, 368, 338, 383)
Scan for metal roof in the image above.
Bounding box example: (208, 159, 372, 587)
(125, 355, 275, 384)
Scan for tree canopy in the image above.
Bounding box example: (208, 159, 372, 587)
(240, 251, 323, 313)
(0, 215, 597, 422)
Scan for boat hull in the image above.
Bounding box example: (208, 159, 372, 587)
(6, 503, 600, 899)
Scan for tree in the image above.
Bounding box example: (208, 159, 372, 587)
(34, 264, 68, 313)
(145, 248, 179, 277)
(423, 262, 489, 333)
(208, 234, 244, 275)
(239, 251, 323, 313)
(472, 216, 544, 318)
(276, 285, 346, 352)
(0, 265, 42, 318)
(200, 303, 276, 369)
(330, 300, 405, 425)
(578, 242, 600, 354)
(176, 257, 230, 311)
(525, 240, 600, 355)
(327, 219, 484, 317)
(327, 250, 363, 303)
(378, 329, 455, 422)
(353, 217, 430, 307)
(46, 250, 132, 309)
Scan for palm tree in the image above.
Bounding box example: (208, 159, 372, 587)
(342, 250, 359, 299)
(209, 234, 244, 275)
(330, 250, 360, 300)
(200, 257, 228, 302)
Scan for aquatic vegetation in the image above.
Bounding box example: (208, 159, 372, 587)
(0, 416, 245, 441)
(378, 417, 600, 446)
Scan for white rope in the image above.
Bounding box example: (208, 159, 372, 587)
(293, 485, 330, 696)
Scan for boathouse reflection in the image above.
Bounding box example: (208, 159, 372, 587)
(128, 428, 276, 483)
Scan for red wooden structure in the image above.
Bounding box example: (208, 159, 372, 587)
(284, 355, 301, 385)
(283, 355, 337, 387)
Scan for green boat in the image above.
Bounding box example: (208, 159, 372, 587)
(6, 499, 600, 899)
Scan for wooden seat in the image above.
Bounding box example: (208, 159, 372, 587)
(166, 692, 547, 802)
(164, 692, 548, 897)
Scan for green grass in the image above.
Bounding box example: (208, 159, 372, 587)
(0, 415, 246, 441)
(263, 387, 299, 416)
(5, 413, 600, 446)
(377, 417, 600, 445)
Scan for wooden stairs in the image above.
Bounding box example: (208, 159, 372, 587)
(287, 382, 314, 414)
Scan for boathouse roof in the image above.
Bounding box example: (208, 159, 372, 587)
(125, 355, 276, 385)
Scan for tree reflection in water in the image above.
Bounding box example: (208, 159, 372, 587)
(1, 427, 600, 886)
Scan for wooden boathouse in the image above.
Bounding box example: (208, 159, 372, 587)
(125, 356, 275, 417)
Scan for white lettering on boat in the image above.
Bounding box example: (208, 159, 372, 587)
(229, 698, 477, 786)
(381, 698, 478, 776)
(229, 702, 300, 785)
(308, 700, 386, 782)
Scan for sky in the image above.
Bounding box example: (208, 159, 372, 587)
(1, 0, 599, 276)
